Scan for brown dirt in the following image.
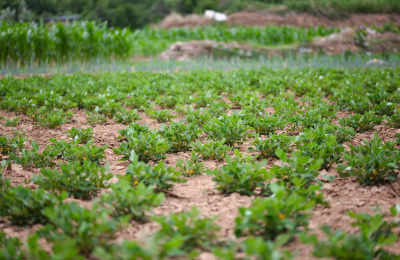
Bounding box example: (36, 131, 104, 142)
(158, 27, 400, 60)
(226, 12, 400, 28)
(1, 107, 400, 258)
(159, 12, 213, 29)
(159, 12, 400, 29)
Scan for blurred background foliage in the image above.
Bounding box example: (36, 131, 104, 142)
(0, 0, 400, 29)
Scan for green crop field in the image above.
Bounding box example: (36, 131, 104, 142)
(1, 68, 400, 259)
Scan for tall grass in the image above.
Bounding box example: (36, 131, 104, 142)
(0, 22, 338, 66)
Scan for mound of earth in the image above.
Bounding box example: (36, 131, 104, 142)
(159, 12, 213, 29)
(226, 12, 400, 28)
(159, 40, 251, 61)
(159, 27, 400, 60)
(310, 27, 400, 55)
(159, 11, 400, 29)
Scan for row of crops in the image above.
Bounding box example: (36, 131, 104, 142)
(1, 68, 400, 258)
(0, 21, 339, 65)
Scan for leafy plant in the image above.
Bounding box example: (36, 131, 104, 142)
(339, 112, 383, 133)
(387, 109, 400, 128)
(86, 112, 107, 125)
(246, 114, 286, 135)
(67, 127, 94, 144)
(40, 202, 128, 256)
(213, 236, 293, 260)
(270, 148, 325, 186)
(123, 151, 186, 193)
(0, 233, 81, 260)
(301, 206, 400, 260)
(249, 133, 293, 159)
(151, 207, 220, 257)
(4, 117, 20, 127)
(185, 109, 211, 126)
(113, 109, 141, 125)
(191, 139, 231, 161)
(51, 139, 107, 164)
(114, 132, 169, 162)
(98, 180, 164, 221)
(9, 142, 60, 168)
(0, 186, 66, 225)
(204, 114, 251, 146)
(176, 152, 204, 177)
(209, 150, 272, 195)
(0, 134, 25, 156)
(158, 122, 201, 153)
(33, 161, 113, 200)
(32, 108, 73, 128)
(296, 135, 344, 170)
(234, 183, 315, 241)
(337, 133, 399, 185)
(146, 109, 174, 123)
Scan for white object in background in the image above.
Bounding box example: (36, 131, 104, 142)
(204, 10, 227, 22)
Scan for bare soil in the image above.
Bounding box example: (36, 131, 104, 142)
(1, 107, 400, 259)
(159, 12, 400, 29)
